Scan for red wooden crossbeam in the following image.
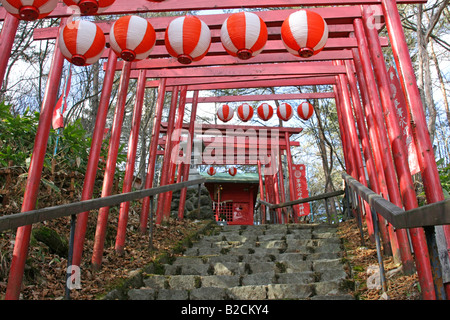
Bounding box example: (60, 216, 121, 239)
(159, 122, 303, 135)
(33, 22, 359, 41)
(120, 51, 353, 74)
(145, 76, 337, 89)
(157, 137, 300, 148)
(187, 92, 335, 103)
(141, 62, 345, 78)
(0, 0, 427, 21)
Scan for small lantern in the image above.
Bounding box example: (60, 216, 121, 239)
(165, 15, 211, 64)
(297, 102, 314, 120)
(237, 103, 254, 122)
(257, 103, 273, 121)
(281, 9, 329, 58)
(62, 0, 115, 15)
(217, 104, 234, 123)
(220, 12, 267, 60)
(277, 103, 294, 121)
(109, 15, 156, 62)
(0, 0, 58, 21)
(207, 166, 216, 176)
(59, 20, 106, 66)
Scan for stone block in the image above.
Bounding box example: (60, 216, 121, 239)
(128, 288, 157, 300)
(190, 287, 229, 300)
(228, 285, 268, 300)
(266, 284, 313, 299)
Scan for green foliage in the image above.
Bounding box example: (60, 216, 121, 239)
(0, 102, 39, 167)
(436, 158, 450, 199)
(0, 101, 126, 179)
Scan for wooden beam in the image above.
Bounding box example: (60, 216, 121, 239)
(141, 62, 345, 78)
(1, 0, 427, 20)
(33, 23, 358, 41)
(117, 51, 354, 73)
(144, 76, 337, 89)
(188, 92, 335, 103)
(159, 122, 303, 135)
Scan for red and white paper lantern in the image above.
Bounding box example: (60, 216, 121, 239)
(165, 15, 211, 64)
(297, 101, 314, 120)
(228, 167, 237, 176)
(59, 20, 106, 66)
(257, 103, 273, 121)
(63, 0, 115, 15)
(281, 9, 329, 58)
(220, 12, 268, 60)
(207, 166, 216, 176)
(0, 0, 58, 21)
(237, 103, 254, 122)
(217, 104, 234, 123)
(109, 15, 156, 62)
(276, 102, 294, 121)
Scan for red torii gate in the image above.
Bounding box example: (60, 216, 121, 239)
(0, 0, 448, 301)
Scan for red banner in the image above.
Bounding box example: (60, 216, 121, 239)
(292, 164, 310, 217)
(52, 69, 72, 130)
(388, 66, 420, 175)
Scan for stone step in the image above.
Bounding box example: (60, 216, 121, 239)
(123, 223, 354, 300)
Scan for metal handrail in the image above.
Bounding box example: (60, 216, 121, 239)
(257, 189, 345, 210)
(342, 173, 450, 229)
(0, 178, 206, 232)
(342, 172, 450, 299)
(0, 178, 205, 300)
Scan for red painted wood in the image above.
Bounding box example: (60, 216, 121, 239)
(142, 62, 345, 78)
(155, 86, 179, 224)
(0, 14, 19, 86)
(140, 79, 167, 233)
(115, 69, 146, 255)
(33, 23, 358, 41)
(1, 0, 427, 20)
(5, 19, 66, 301)
(72, 50, 118, 268)
(144, 75, 337, 89)
(91, 61, 132, 270)
(353, 19, 414, 271)
(112, 51, 354, 73)
(177, 90, 199, 220)
(187, 93, 334, 104)
(362, 6, 436, 299)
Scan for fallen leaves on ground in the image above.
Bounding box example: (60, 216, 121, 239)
(0, 211, 204, 300)
(338, 219, 421, 300)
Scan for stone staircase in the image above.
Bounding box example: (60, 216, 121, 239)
(126, 223, 355, 300)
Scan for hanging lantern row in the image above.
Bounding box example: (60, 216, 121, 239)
(217, 102, 314, 123)
(206, 167, 238, 176)
(1, 2, 328, 65)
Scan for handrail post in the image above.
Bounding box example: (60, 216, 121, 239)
(149, 196, 154, 250)
(347, 181, 365, 247)
(371, 207, 387, 293)
(65, 214, 77, 300)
